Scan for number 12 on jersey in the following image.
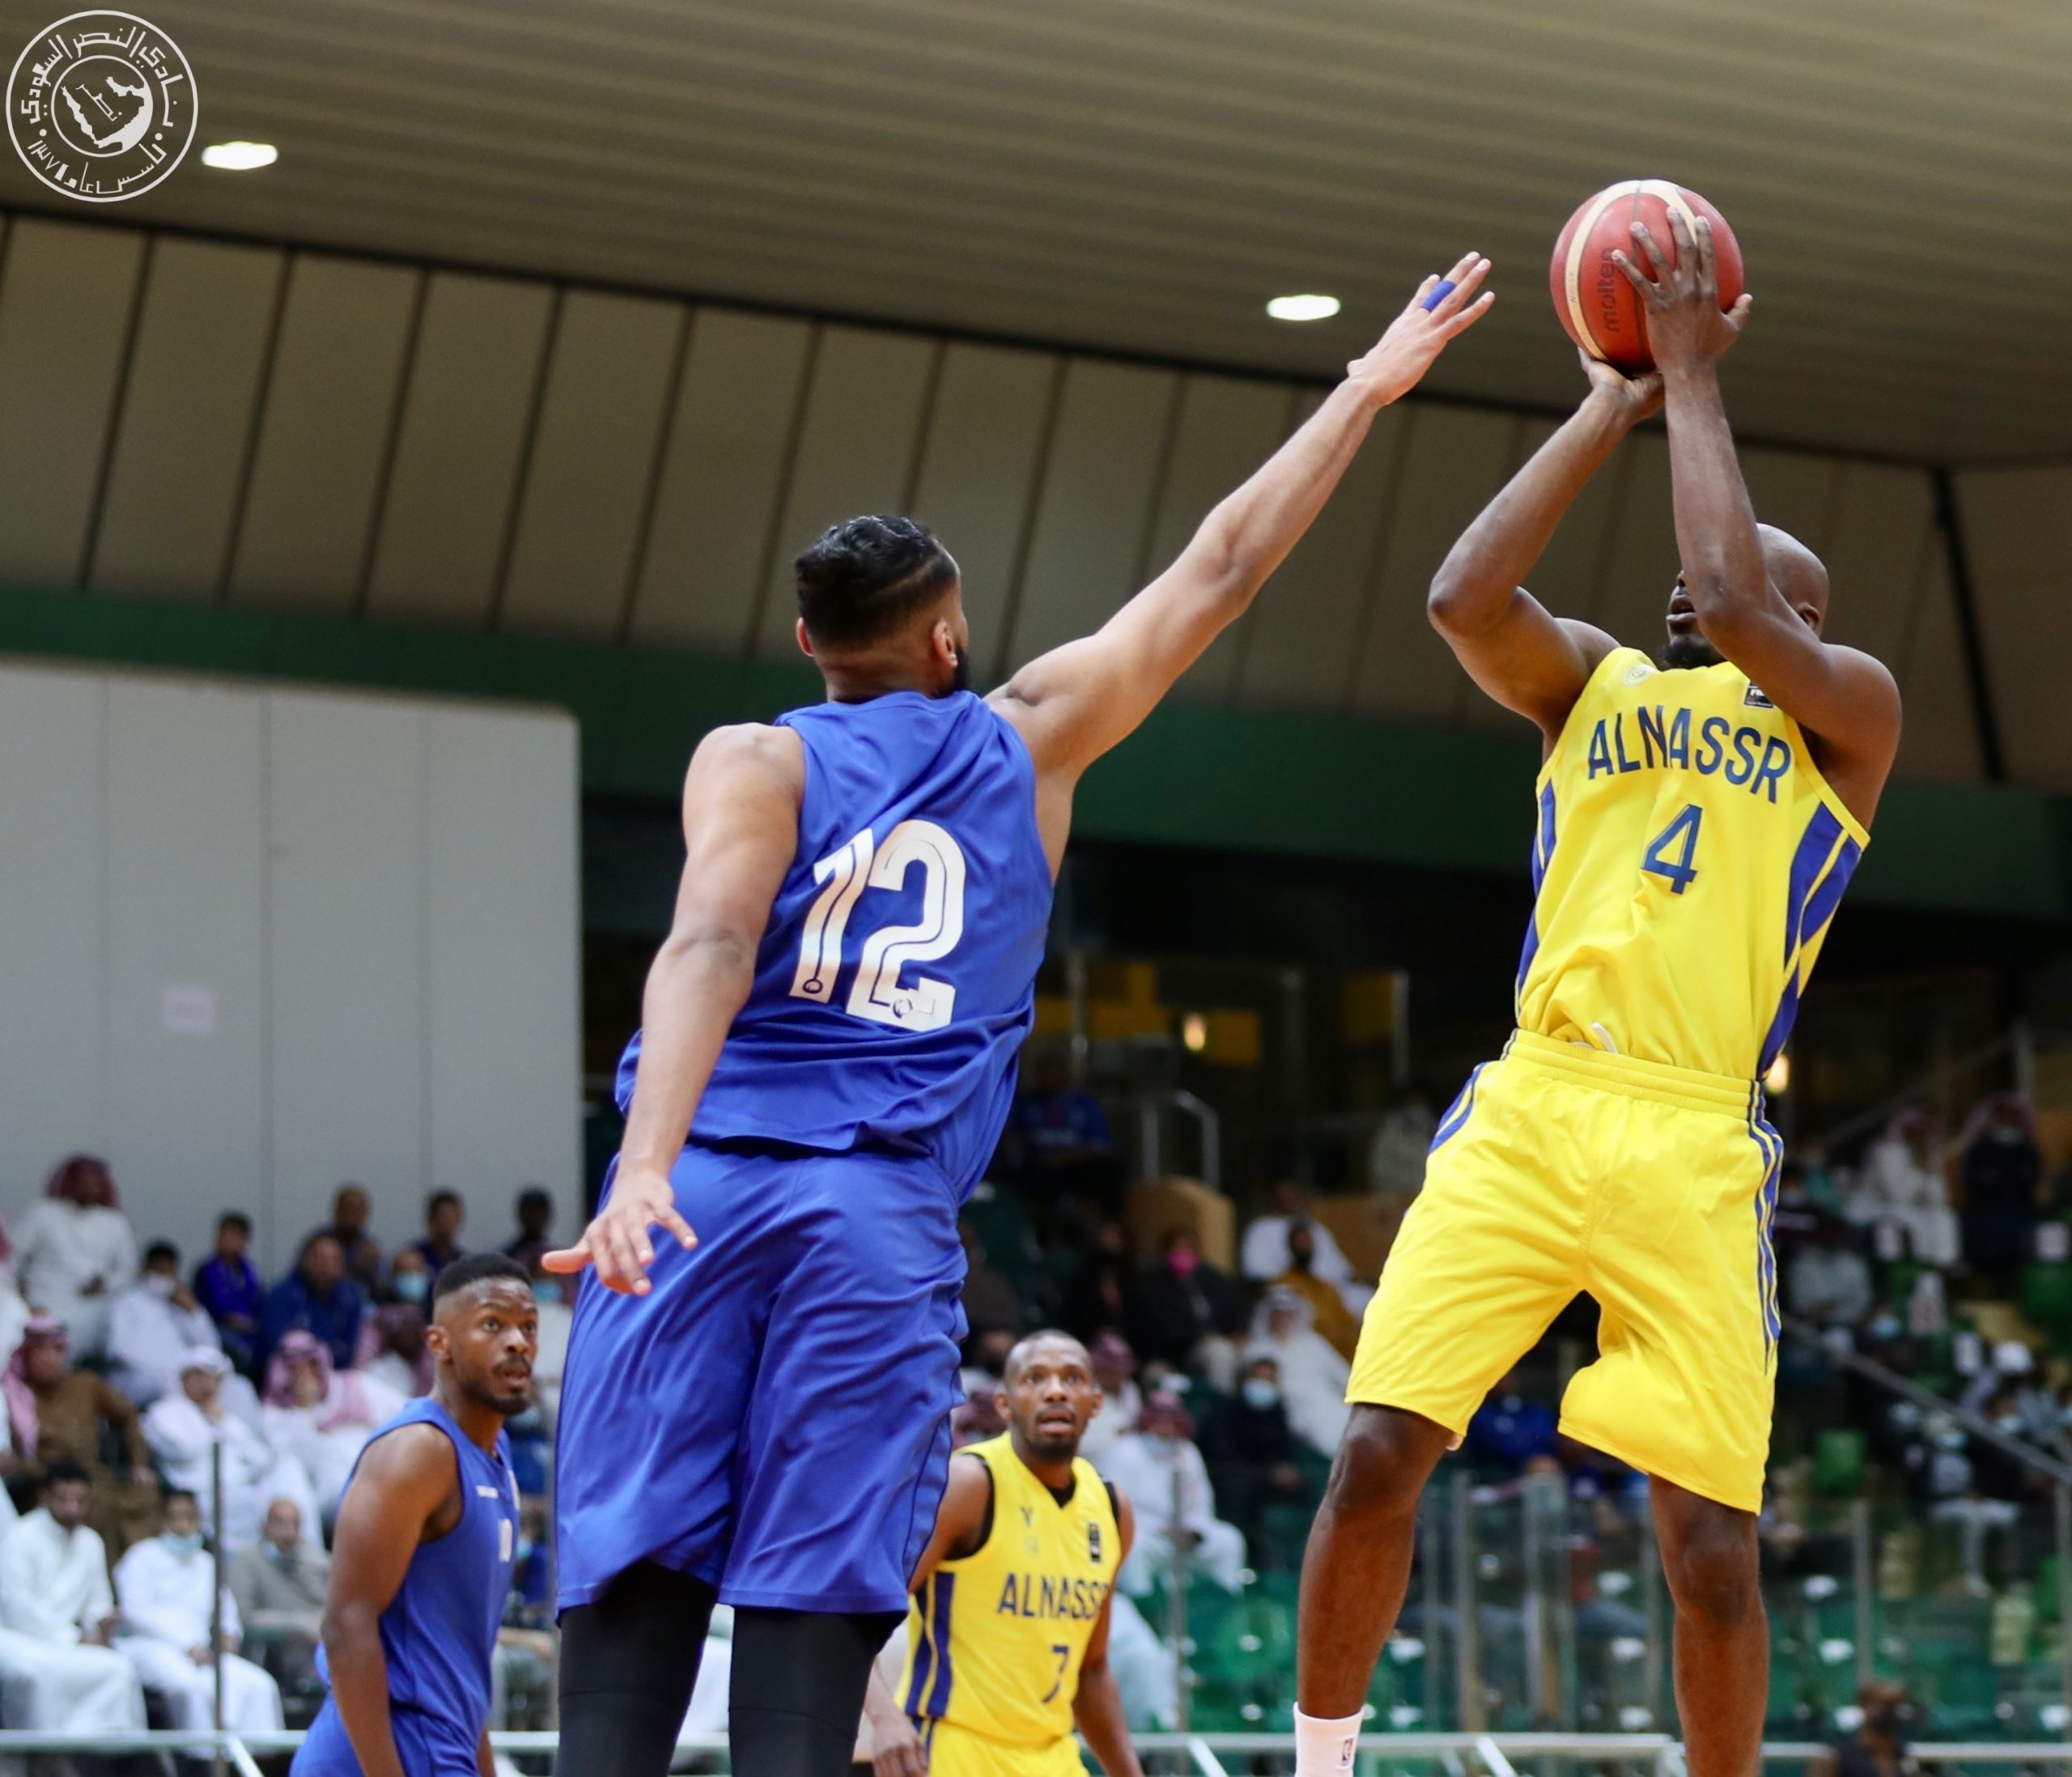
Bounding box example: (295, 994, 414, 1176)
(1641, 803, 1704, 895)
(788, 819, 968, 1031)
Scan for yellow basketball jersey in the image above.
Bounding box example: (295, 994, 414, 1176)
(1515, 646, 1870, 1082)
(899, 1434, 1119, 1747)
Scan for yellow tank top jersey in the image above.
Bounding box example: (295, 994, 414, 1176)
(900, 1434, 1119, 1747)
(1517, 646, 1870, 1082)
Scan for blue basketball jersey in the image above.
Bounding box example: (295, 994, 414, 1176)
(616, 690, 1054, 1192)
(299, 1398, 517, 1776)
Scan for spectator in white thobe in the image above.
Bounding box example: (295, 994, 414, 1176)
(108, 1240, 224, 1408)
(144, 1350, 320, 1555)
(1076, 1332, 1142, 1469)
(1102, 1392, 1248, 1597)
(113, 1490, 283, 1738)
(0, 1460, 148, 1733)
(14, 1156, 138, 1359)
(1848, 1109, 1960, 1266)
(1239, 1180, 1371, 1316)
(1245, 1286, 1353, 1457)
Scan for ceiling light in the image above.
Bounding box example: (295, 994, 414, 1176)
(201, 142, 278, 171)
(1266, 293, 1340, 322)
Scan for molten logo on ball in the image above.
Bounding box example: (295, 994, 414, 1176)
(1551, 180, 1744, 374)
(7, 11, 197, 202)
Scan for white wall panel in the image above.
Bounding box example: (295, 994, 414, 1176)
(364, 274, 555, 623)
(0, 666, 105, 1205)
(752, 326, 938, 658)
(627, 309, 816, 653)
(906, 343, 1058, 657)
(1737, 449, 1842, 557)
(91, 240, 282, 600)
(1000, 360, 1175, 673)
(103, 679, 269, 1266)
(1142, 376, 1293, 701)
(425, 707, 581, 1207)
(0, 220, 145, 589)
(228, 257, 419, 612)
(1351, 407, 1522, 720)
(500, 291, 685, 637)
(267, 693, 427, 1262)
(1238, 392, 1406, 711)
(1956, 466, 2072, 785)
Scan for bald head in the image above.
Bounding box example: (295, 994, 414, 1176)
(1757, 525, 1829, 626)
(1003, 1330, 1091, 1385)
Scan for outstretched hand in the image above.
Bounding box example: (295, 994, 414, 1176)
(1578, 347, 1663, 424)
(1611, 211, 1752, 371)
(541, 1163, 696, 1296)
(1345, 252, 1494, 406)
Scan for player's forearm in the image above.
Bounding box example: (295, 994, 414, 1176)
(1429, 392, 1630, 636)
(618, 933, 758, 1174)
(1072, 1663, 1144, 1777)
(1183, 376, 1384, 616)
(862, 1664, 907, 1736)
(322, 1613, 410, 1777)
(1660, 363, 1768, 638)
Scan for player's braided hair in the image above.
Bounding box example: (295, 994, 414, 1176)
(795, 514, 957, 648)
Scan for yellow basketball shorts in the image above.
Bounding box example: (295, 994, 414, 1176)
(916, 1719, 1086, 1777)
(1347, 1029, 1781, 1513)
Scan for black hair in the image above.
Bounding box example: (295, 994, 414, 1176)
(217, 1210, 252, 1235)
(163, 1487, 198, 1510)
(144, 1239, 179, 1268)
(434, 1251, 530, 1304)
(42, 1457, 89, 1489)
(795, 515, 957, 649)
(516, 1186, 552, 1218)
(427, 1188, 462, 1216)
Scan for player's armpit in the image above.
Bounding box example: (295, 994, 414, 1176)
(1431, 598, 1617, 738)
(906, 1452, 994, 1591)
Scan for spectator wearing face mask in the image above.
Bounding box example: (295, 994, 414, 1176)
(1244, 1287, 1351, 1457)
(384, 1245, 433, 1311)
(407, 1188, 468, 1282)
(107, 1241, 223, 1408)
(227, 1496, 329, 1696)
(1198, 1354, 1311, 1564)
(143, 1350, 317, 1556)
(1272, 1224, 1362, 1360)
(1102, 1392, 1248, 1597)
(113, 1488, 283, 1739)
(1809, 1680, 1918, 1777)
(503, 1188, 556, 1273)
(192, 1214, 265, 1375)
(1127, 1229, 1242, 1385)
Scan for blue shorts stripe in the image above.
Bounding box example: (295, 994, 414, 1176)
(1429, 1063, 1488, 1154)
(904, 1577, 937, 1715)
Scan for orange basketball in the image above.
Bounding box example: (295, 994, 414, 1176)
(1549, 181, 1744, 373)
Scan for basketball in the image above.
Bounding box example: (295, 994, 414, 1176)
(1550, 181, 1745, 372)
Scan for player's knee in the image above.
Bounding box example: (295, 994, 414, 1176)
(1661, 1507, 1760, 1627)
(1324, 1406, 1441, 1524)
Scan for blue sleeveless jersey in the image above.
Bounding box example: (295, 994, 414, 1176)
(616, 690, 1053, 1192)
(299, 1398, 517, 1775)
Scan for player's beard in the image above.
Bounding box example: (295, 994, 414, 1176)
(1659, 631, 1725, 670)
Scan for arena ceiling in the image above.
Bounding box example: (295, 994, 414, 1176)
(0, 0, 2066, 466)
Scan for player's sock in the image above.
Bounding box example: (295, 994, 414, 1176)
(1294, 1706, 1366, 1777)
(729, 1606, 903, 1777)
(556, 1560, 718, 1777)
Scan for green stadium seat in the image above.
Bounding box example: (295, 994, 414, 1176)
(1811, 1429, 1866, 1497)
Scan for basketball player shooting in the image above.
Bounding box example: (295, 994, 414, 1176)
(545, 255, 1492, 1777)
(1292, 210, 1900, 1777)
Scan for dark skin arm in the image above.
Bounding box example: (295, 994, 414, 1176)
(1426, 356, 1659, 746)
(1616, 211, 1901, 826)
(865, 1456, 993, 1777)
(319, 1423, 462, 1777)
(1072, 1486, 1142, 1777)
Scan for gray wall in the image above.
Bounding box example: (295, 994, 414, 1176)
(0, 661, 581, 1273)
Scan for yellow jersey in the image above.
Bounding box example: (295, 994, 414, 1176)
(1517, 646, 1870, 1081)
(899, 1434, 1119, 1748)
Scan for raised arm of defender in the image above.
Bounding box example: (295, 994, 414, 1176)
(991, 254, 1493, 813)
(1617, 211, 1900, 817)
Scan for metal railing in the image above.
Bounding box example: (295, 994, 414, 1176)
(1135, 1090, 1222, 1191)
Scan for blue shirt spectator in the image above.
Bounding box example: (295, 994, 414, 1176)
(191, 1211, 264, 1367)
(406, 1189, 468, 1285)
(257, 1232, 365, 1372)
(1010, 1055, 1112, 1162)
(1466, 1373, 1560, 1474)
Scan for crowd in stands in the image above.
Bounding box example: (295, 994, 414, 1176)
(0, 1156, 568, 1742)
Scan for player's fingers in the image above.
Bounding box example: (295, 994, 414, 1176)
(1628, 220, 1670, 278)
(1427, 256, 1490, 319)
(1399, 272, 1441, 317)
(538, 1239, 592, 1275)
(1440, 290, 1495, 338)
(658, 1205, 698, 1251)
(1692, 214, 1717, 292)
(1609, 252, 1655, 298)
(1730, 292, 1755, 321)
(1666, 206, 1696, 280)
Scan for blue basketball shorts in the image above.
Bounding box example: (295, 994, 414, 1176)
(554, 1139, 968, 1614)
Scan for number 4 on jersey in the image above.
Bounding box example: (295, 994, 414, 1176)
(1641, 803, 1703, 895)
(789, 819, 968, 1031)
